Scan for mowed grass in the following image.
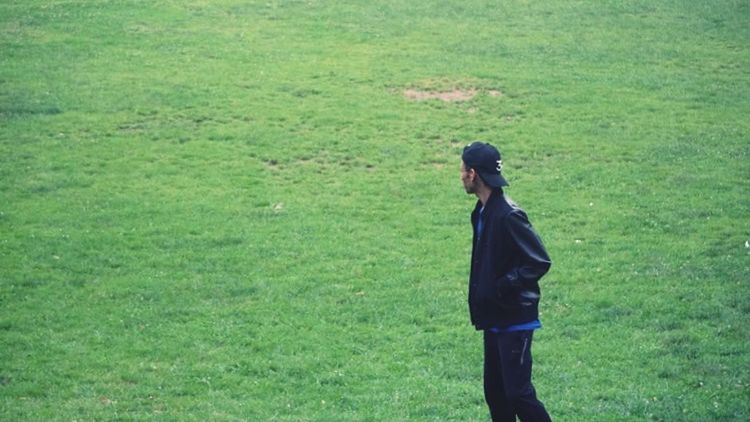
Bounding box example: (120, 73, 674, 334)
(1, 0, 748, 420)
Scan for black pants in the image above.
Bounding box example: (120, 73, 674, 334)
(483, 329, 551, 422)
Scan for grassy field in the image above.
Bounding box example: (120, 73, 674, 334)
(1, 0, 748, 420)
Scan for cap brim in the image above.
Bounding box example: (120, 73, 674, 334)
(479, 171, 509, 188)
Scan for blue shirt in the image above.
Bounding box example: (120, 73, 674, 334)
(487, 320, 542, 333)
(477, 206, 485, 239)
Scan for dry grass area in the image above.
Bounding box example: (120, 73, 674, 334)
(403, 88, 502, 102)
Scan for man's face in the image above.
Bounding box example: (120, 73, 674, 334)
(460, 162, 478, 194)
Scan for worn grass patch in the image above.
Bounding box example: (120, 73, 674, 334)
(404, 88, 478, 102)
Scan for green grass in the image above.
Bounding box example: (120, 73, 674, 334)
(1, 0, 749, 420)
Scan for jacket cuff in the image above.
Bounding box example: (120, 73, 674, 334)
(497, 272, 520, 298)
(504, 270, 521, 288)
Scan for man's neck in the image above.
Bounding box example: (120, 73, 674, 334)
(476, 185, 493, 206)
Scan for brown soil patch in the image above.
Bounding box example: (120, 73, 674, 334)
(403, 88, 478, 102)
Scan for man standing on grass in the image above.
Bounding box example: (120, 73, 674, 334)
(460, 142, 552, 422)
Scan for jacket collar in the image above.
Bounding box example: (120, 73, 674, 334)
(472, 190, 505, 225)
(474, 189, 504, 214)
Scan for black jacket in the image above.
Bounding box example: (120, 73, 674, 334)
(468, 190, 551, 330)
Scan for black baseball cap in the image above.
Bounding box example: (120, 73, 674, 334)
(462, 142, 509, 188)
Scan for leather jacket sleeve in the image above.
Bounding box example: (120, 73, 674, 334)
(500, 210, 551, 289)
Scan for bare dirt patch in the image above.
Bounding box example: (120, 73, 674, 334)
(403, 88, 478, 102)
(403, 88, 503, 102)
